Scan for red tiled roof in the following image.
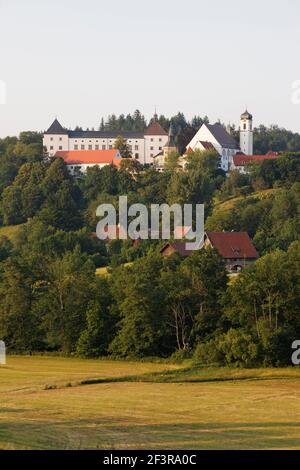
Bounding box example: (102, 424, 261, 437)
(144, 121, 168, 136)
(55, 150, 122, 167)
(160, 242, 193, 257)
(205, 231, 258, 259)
(233, 152, 278, 167)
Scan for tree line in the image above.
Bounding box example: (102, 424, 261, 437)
(0, 132, 300, 365)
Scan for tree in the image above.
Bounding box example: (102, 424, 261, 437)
(0, 258, 42, 351)
(37, 248, 97, 352)
(76, 277, 115, 357)
(109, 254, 167, 357)
(114, 135, 132, 158)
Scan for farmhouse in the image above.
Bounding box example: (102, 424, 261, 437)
(161, 231, 259, 273)
(55, 149, 122, 174)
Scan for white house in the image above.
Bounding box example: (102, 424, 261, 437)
(43, 115, 168, 165)
(231, 151, 279, 173)
(186, 122, 240, 171)
(186, 110, 254, 171)
(55, 149, 122, 175)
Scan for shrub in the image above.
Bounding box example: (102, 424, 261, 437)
(194, 329, 259, 367)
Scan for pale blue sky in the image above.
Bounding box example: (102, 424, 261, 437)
(0, 0, 300, 137)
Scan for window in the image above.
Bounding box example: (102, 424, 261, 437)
(135, 153, 139, 158)
(74, 145, 78, 150)
(102, 145, 106, 150)
(50, 146, 54, 150)
(88, 145, 92, 150)
(150, 138, 154, 142)
(159, 147, 162, 150)
(150, 146, 154, 150)
(81, 145, 85, 150)
(135, 145, 139, 151)
(243, 124, 246, 130)
(95, 145, 99, 150)
(59, 146, 63, 150)
(59, 137, 62, 141)
(50, 137, 53, 141)
(109, 145, 112, 150)
(159, 138, 162, 142)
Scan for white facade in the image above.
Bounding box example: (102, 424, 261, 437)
(43, 119, 168, 165)
(240, 111, 253, 155)
(187, 123, 240, 172)
(67, 162, 119, 175)
(44, 133, 69, 156)
(144, 134, 168, 162)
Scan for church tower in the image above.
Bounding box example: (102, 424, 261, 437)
(240, 110, 253, 155)
(163, 123, 177, 160)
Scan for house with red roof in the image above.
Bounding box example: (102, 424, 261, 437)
(231, 151, 279, 173)
(55, 149, 122, 174)
(161, 231, 259, 273)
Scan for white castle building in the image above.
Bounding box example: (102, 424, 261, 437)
(43, 115, 168, 165)
(44, 109, 254, 172)
(186, 110, 254, 171)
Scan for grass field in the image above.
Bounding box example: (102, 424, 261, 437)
(1, 356, 300, 450)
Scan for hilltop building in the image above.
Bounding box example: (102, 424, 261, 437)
(43, 115, 168, 165)
(185, 110, 254, 171)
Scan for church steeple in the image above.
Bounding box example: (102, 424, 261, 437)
(163, 122, 177, 161)
(166, 122, 176, 148)
(240, 109, 253, 155)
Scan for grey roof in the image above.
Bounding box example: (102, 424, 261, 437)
(45, 119, 68, 135)
(241, 109, 253, 120)
(45, 119, 145, 139)
(68, 130, 144, 139)
(165, 123, 176, 148)
(206, 123, 239, 149)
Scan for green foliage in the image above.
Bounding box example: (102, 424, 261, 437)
(194, 329, 259, 367)
(114, 135, 132, 158)
(0, 125, 300, 365)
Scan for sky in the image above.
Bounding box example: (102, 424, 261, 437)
(0, 0, 300, 137)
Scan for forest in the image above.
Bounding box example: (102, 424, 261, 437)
(0, 120, 300, 366)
